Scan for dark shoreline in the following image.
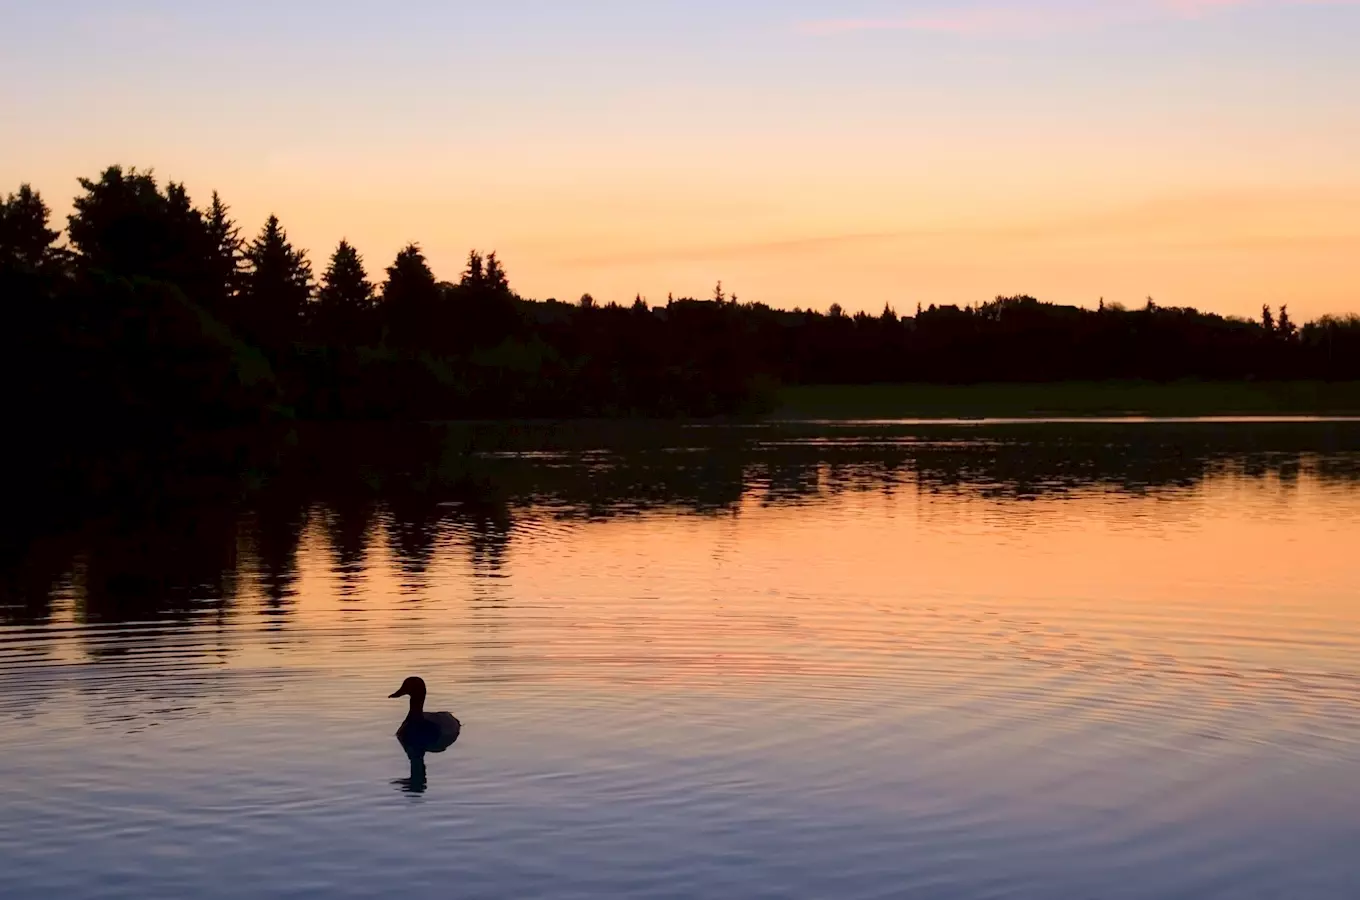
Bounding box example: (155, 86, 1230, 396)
(774, 381, 1360, 421)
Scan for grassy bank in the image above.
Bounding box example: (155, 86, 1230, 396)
(773, 381, 1360, 420)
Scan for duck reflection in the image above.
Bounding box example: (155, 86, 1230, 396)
(389, 676, 461, 794)
(394, 742, 431, 794)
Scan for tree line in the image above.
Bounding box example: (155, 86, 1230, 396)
(2, 166, 1358, 433)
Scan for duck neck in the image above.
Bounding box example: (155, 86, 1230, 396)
(406, 693, 426, 720)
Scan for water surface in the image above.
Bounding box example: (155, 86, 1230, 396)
(2, 421, 1359, 899)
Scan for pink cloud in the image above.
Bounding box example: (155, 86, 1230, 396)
(798, 0, 1359, 36)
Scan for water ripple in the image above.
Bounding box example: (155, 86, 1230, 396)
(2, 426, 1360, 898)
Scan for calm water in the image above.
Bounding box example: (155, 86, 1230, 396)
(3, 421, 1360, 899)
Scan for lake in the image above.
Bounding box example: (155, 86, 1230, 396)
(2, 420, 1359, 899)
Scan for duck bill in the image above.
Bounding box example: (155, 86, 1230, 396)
(389, 688, 407, 698)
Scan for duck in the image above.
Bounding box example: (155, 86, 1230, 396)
(389, 676, 461, 753)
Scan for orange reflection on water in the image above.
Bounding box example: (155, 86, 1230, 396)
(214, 469, 1360, 726)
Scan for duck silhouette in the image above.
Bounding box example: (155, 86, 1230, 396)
(389, 676, 462, 753)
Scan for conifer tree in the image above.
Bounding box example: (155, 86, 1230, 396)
(201, 191, 244, 315)
(1, 185, 64, 364)
(460, 250, 485, 288)
(449, 248, 520, 349)
(0, 185, 61, 273)
(484, 252, 510, 295)
(381, 243, 440, 349)
(242, 214, 312, 349)
(316, 239, 375, 345)
(1278, 305, 1296, 341)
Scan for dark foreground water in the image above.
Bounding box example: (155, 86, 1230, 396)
(2, 420, 1359, 899)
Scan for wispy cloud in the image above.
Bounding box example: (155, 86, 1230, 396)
(799, 0, 1359, 37)
(559, 186, 1360, 268)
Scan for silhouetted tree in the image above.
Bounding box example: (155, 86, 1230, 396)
(201, 191, 244, 316)
(484, 252, 509, 294)
(1302, 314, 1360, 379)
(67, 166, 210, 289)
(315, 240, 375, 345)
(381, 243, 441, 349)
(452, 249, 520, 349)
(461, 250, 485, 288)
(0, 185, 61, 274)
(1278, 305, 1297, 341)
(1, 185, 66, 425)
(241, 215, 312, 350)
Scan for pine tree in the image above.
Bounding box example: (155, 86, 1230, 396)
(316, 240, 375, 346)
(460, 250, 485, 288)
(483, 252, 510, 295)
(202, 191, 244, 315)
(381, 243, 441, 349)
(165, 181, 195, 224)
(163, 180, 223, 302)
(1, 184, 64, 406)
(0, 185, 61, 273)
(1278, 304, 1297, 341)
(385, 243, 438, 298)
(242, 214, 313, 349)
(448, 248, 520, 350)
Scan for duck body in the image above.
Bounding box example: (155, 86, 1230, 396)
(398, 709, 461, 753)
(390, 676, 462, 754)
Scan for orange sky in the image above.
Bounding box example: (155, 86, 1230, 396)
(3, 1, 1358, 318)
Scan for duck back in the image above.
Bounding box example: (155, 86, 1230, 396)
(398, 711, 461, 753)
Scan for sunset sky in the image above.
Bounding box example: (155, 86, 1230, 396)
(2, 0, 1357, 318)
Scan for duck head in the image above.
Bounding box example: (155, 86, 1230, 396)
(389, 676, 428, 701)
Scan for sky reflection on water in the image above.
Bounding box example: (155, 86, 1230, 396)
(1, 421, 1358, 899)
